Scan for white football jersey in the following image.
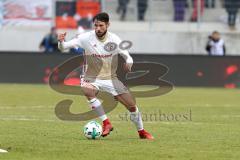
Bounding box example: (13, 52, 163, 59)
(58, 31, 133, 79)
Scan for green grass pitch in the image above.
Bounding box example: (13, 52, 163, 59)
(0, 84, 240, 160)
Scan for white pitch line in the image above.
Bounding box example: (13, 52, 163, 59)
(0, 105, 53, 109)
(0, 149, 8, 153)
(0, 117, 237, 126)
(0, 117, 57, 122)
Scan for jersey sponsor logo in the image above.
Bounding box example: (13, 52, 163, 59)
(92, 53, 112, 58)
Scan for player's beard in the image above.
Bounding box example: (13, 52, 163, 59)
(96, 30, 107, 39)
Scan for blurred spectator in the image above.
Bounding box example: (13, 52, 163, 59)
(173, 0, 187, 21)
(225, 0, 240, 30)
(206, 31, 226, 56)
(116, 0, 129, 21)
(205, 0, 215, 8)
(191, 0, 204, 22)
(70, 47, 84, 55)
(0, 1, 3, 28)
(77, 13, 93, 29)
(137, 0, 148, 21)
(39, 27, 59, 53)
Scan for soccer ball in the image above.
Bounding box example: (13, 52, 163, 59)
(83, 121, 102, 139)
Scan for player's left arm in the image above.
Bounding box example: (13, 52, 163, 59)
(119, 50, 133, 72)
(114, 34, 133, 72)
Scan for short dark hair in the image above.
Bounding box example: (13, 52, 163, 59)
(212, 31, 220, 35)
(93, 12, 109, 23)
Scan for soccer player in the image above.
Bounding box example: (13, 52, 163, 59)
(58, 12, 153, 139)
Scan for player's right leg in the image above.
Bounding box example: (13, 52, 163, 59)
(80, 81, 113, 137)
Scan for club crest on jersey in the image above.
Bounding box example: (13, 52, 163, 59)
(104, 42, 117, 52)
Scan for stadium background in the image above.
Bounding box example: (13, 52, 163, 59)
(0, 0, 239, 87)
(0, 0, 240, 160)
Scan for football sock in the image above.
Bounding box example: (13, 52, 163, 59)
(129, 106, 144, 131)
(89, 98, 108, 121)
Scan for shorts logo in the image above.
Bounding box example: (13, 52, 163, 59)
(83, 79, 90, 83)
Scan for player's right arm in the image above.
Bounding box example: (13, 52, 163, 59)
(58, 32, 81, 52)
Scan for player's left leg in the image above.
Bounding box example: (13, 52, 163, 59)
(115, 93, 154, 140)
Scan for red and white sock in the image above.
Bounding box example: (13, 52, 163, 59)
(89, 98, 108, 121)
(129, 106, 144, 131)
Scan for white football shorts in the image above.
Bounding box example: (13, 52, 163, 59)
(80, 77, 129, 96)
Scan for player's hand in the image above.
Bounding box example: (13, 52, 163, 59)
(123, 63, 132, 72)
(58, 32, 67, 42)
